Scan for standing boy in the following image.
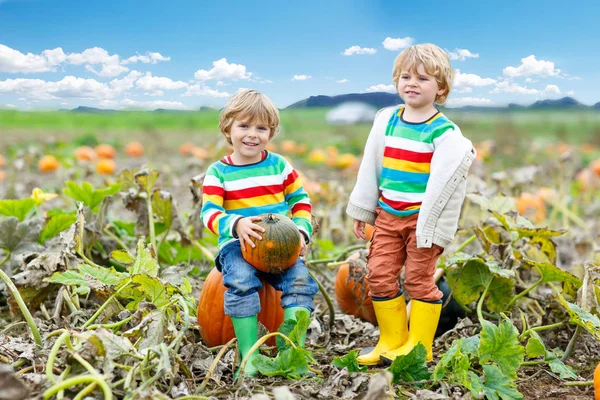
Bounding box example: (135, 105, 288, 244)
(201, 89, 318, 377)
(347, 43, 476, 364)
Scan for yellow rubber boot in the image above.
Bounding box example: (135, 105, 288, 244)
(356, 295, 408, 365)
(380, 299, 441, 363)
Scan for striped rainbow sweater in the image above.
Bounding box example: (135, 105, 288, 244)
(201, 151, 312, 249)
(379, 106, 456, 217)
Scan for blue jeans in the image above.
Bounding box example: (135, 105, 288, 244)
(215, 240, 319, 318)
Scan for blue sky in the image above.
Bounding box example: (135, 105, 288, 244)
(0, 0, 598, 110)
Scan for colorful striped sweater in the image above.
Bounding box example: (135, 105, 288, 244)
(201, 151, 312, 249)
(379, 106, 457, 217)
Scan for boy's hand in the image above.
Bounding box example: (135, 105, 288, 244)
(236, 216, 265, 251)
(353, 219, 366, 240)
(299, 235, 307, 257)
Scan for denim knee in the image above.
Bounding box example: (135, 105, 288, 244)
(264, 257, 318, 312)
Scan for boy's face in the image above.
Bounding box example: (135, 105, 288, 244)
(397, 63, 446, 110)
(227, 118, 272, 164)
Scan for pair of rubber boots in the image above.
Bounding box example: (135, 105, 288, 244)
(357, 294, 441, 365)
(232, 306, 309, 379)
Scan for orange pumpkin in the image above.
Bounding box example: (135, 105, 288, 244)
(335, 153, 358, 170)
(0, 155, 6, 167)
(334, 250, 377, 325)
(516, 192, 546, 223)
(38, 155, 59, 173)
(280, 140, 296, 154)
(190, 146, 208, 160)
(74, 146, 96, 162)
(241, 214, 301, 274)
(180, 142, 195, 156)
(96, 159, 116, 175)
(265, 142, 277, 152)
(125, 141, 144, 157)
(364, 224, 375, 241)
(594, 362, 600, 400)
(591, 159, 600, 177)
(197, 269, 284, 347)
(307, 149, 326, 165)
(95, 144, 117, 159)
(576, 168, 598, 192)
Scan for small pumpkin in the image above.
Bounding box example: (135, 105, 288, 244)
(197, 269, 284, 347)
(307, 149, 326, 165)
(241, 214, 301, 274)
(334, 250, 377, 325)
(335, 153, 358, 170)
(74, 146, 96, 162)
(516, 192, 546, 223)
(179, 142, 195, 156)
(364, 224, 375, 242)
(96, 159, 116, 175)
(190, 146, 208, 160)
(38, 155, 59, 173)
(125, 141, 144, 157)
(590, 159, 600, 177)
(0, 155, 6, 167)
(95, 144, 117, 159)
(594, 362, 600, 400)
(280, 140, 296, 154)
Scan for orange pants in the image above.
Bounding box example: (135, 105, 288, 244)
(366, 208, 444, 302)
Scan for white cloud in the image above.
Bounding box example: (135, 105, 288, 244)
(455, 87, 473, 93)
(194, 58, 252, 81)
(109, 71, 142, 93)
(447, 48, 479, 61)
(490, 81, 539, 94)
(453, 70, 496, 89)
(336, 79, 349, 84)
(292, 74, 311, 81)
(145, 90, 164, 97)
(542, 84, 561, 95)
(382, 37, 414, 51)
(101, 98, 191, 110)
(3, 103, 16, 108)
(121, 52, 170, 65)
(503, 55, 560, 78)
(343, 46, 377, 56)
(0, 76, 116, 100)
(567, 90, 575, 96)
(0, 44, 66, 73)
(136, 72, 187, 91)
(261, 79, 273, 84)
(446, 97, 493, 107)
(183, 84, 230, 97)
(524, 77, 536, 83)
(365, 84, 395, 93)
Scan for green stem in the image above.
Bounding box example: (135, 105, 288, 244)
(72, 383, 97, 400)
(521, 321, 567, 340)
(520, 360, 547, 367)
(175, 397, 211, 400)
(82, 279, 131, 329)
(507, 277, 543, 309)
(561, 325, 581, 362)
(87, 315, 134, 331)
(0, 251, 43, 348)
(43, 375, 112, 400)
(563, 380, 594, 387)
(477, 279, 493, 323)
(147, 193, 156, 252)
(455, 234, 476, 253)
(168, 296, 190, 354)
(309, 271, 335, 331)
(103, 228, 132, 255)
(46, 331, 71, 383)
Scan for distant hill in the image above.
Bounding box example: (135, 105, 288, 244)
(528, 97, 586, 109)
(71, 106, 117, 113)
(285, 92, 403, 109)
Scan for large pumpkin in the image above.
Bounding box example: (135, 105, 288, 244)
(334, 250, 377, 325)
(197, 269, 284, 347)
(241, 214, 301, 274)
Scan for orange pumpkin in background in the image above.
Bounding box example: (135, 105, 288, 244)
(38, 155, 60, 173)
(96, 159, 116, 175)
(516, 192, 546, 223)
(179, 142, 195, 156)
(594, 362, 600, 400)
(334, 250, 377, 325)
(125, 142, 144, 157)
(197, 269, 284, 347)
(0, 155, 6, 167)
(95, 144, 117, 159)
(74, 146, 96, 162)
(280, 140, 296, 154)
(190, 146, 208, 160)
(241, 214, 302, 274)
(590, 159, 600, 176)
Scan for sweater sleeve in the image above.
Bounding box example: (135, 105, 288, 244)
(282, 159, 313, 239)
(200, 164, 244, 241)
(346, 107, 394, 225)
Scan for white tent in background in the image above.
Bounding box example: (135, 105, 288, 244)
(326, 102, 378, 125)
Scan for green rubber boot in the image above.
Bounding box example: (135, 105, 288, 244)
(231, 315, 259, 378)
(283, 306, 311, 347)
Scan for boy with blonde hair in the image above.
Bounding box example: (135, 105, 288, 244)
(347, 43, 476, 364)
(201, 89, 318, 377)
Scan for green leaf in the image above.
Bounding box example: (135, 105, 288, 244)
(151, 190, 173, 229)
(479, 320, 524, 379)
(276, 310, 311, 352)
(112, 220, 136, 236)
(0, 198, 37, 221)
(462, 335, 480, 356)
(110, 250, 135, 265)
(45, 270, 92, 295)
(130, 238, 159, 277)
(63, 181, 121, 212)
(45, 264, 123, 295)
(446, 258, 493, 307)
(487, 276, 515, 312)
(523, 259, 582, 286)
(253, 346, 311, 379)
(433, 339, 470, 385)
(387, 343, 431, 383)
(555, 296, 600, 341)
(332, 350, 368, 372)
(525, 331, 546, 358)
(0, 217, 43, 253)
(116, 275, 179, 309)
(546, 351, 577, 379)
(79, 264, 124, 286)
(41, 213, 76, 244)
(482, 364, 523, 400)
(134, 169, 159, 193)
(517, 227, 566, 238)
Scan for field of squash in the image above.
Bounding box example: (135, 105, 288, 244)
(0, 112, 599, 399)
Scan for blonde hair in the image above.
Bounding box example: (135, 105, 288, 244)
(392, 43, 454, 104)
(219, 89, 280, 144)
